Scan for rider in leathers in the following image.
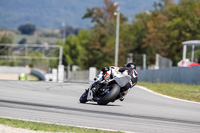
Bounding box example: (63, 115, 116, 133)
(100, 63, 138, 101)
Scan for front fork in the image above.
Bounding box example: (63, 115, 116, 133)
(87, 81, 100, 101)
(87, 89, 94, 100)
(86, 71, 107, 101)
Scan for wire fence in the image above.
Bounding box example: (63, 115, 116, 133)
(0, 44, 62, 72)
(155, 54, 172, 69)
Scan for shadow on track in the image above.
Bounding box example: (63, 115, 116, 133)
(1, 99, 200, 126)
(79, 102, 121, 106)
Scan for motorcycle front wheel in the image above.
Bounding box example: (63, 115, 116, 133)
(97, 84, 120, 105)
(79, 91, 88, 103)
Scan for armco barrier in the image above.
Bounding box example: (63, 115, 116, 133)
(138, 66, 200, 84)
(68, 70, 89, 83)
(31, 68, 46, 81)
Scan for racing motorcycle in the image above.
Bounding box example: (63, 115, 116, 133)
(79, 71, 131, 105)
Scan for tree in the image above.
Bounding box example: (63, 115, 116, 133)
(0, 33, 13, 56)
(129, 0, 200, 66)
(57, 34, 83, 67)
(58, 0, 200, 68)
(18, 24, 36, 35)
(76, 30, 93, 69)
(60, 26, 79, 37)
(82, 0, 128, 68)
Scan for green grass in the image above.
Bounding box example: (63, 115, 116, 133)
(0, 118, 123, 133)
(137, 82, 200, 102)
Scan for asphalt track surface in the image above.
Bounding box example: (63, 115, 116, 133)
(0, 81, 200, 133)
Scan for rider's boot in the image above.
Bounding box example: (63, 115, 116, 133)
(119, 96, 125, 101)
(119, 91, 127, 101)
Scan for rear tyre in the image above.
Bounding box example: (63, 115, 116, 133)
(79, 91, 88, 103)
(97, 84, 120, 105)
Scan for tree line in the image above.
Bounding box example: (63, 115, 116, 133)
(59, 0, 200, 69)
(2, 0, 199, 70)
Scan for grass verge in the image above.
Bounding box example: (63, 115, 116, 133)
(0, 117, 122, 133)
(137, 82, 200, 102)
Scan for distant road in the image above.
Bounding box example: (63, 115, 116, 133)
(0, 81, 200, 133)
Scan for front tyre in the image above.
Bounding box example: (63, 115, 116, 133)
(97, 84, 120, 105)
(79, 91, 88, 103)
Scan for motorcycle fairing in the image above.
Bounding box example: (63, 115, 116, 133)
(113, 74, 131, 87)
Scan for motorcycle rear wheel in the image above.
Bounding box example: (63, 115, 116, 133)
(97, 84, 120, 105)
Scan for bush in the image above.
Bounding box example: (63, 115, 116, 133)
(0, 34, 13, 43)
(18, 24, 36, 35)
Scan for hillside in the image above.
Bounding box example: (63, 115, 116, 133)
(0, 0, 178, 29)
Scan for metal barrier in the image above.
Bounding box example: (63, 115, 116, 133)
(138, 66, 200, 84)
(31, 68, 46, 81)
(68, 70, 89, 82)
(66, 66, 200, 85)
(67, 67, 100, 83)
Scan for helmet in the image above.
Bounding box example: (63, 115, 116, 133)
(125, 63, 136, 69)
(101, 67, 110, 73)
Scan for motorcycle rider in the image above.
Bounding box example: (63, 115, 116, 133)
(100, 63, 138, 101)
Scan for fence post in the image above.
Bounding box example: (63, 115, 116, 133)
(127, 53, 133, 63)
(58, 65, 64, 83)
(143, 54, 146, 70)
(155, 54, 159, 69)
(89, 67, 97, 82)
(52, 68, 57, 82)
